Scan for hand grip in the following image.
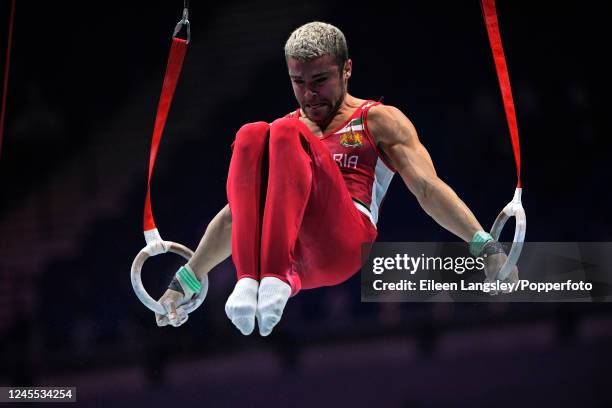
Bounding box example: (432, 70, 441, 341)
(131, 241, 208, 315)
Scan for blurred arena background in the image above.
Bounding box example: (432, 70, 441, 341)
(0, 1, 610, 406)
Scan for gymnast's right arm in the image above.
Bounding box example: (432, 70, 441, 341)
(188, 203, 233, 277)
(155, 204, 232, 327)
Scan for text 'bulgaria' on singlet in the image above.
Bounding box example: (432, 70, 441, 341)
(287, 100, 396, 226)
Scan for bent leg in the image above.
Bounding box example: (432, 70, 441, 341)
(255, 118, 376, 336)
(260, 118, 377, 293)
(226, 121, 270, 281)
(295, 160, 377, 290)
(225, 122, 269, 335)
(294, 126, 377, 290)
(260, 118, 313, 294)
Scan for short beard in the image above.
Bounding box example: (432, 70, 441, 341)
(308, 81, 346, 125)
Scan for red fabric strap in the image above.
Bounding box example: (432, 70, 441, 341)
(144, 37, 188, 231)
(0, 0, 16, 160)
(481, 0, 522, 188)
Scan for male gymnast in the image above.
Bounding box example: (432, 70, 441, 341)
(155, 22, 518, 335)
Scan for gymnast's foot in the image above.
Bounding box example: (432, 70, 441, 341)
(225, 277, 259, 335)
(256, 276, 291, 336)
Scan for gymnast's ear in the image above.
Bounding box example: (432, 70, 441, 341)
(343, 59, 352, 79)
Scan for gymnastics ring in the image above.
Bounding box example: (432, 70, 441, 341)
(131, 236, 208, 315)
(490, 187, 526, 281)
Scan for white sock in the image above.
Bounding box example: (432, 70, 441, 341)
(225, 277, 259, 335)
(256, 277, 291, 336)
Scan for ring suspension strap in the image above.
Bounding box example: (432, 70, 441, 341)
(131, 3, 208, 316)
(0, 0, 16, 160)
(480, 0, 521, 187)
(480, 0, 526, 280)
(143, 3, 190, 244)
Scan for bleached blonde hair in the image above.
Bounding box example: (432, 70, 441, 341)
(284, 21, 348, 68)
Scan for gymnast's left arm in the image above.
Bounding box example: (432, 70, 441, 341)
(368, 105, 482, 241)
(367, 105, 518, 286)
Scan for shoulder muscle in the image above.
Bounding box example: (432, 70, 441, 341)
(367, 104, 419, 149)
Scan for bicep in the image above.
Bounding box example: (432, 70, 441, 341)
(377, 109, 438, 199)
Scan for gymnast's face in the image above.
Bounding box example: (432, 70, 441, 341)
(287, 54, 351, 126)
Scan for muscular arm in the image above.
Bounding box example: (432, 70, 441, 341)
(368, 105, 483, 242)
(187, 204, 232, 279)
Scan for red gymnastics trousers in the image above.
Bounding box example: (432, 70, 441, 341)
(226, 117, 378, 296)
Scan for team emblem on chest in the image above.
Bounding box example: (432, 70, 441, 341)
(339, 130, 363, 148)
(338, 117, 365, 148)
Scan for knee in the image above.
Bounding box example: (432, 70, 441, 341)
(238, 121, 269, 135)
(233, 121, 269, 153)
(269, 118, 302, 147)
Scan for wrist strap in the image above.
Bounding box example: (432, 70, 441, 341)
(175, 264, 201, 298)
(470, 231, 494, 257)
